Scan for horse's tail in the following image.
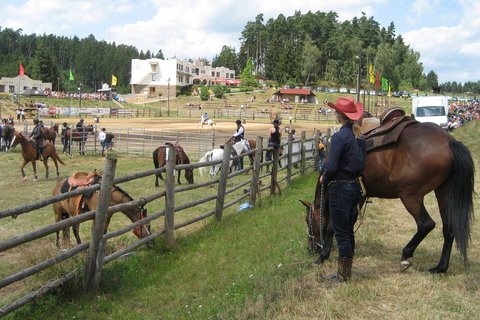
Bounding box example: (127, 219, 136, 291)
(446, 140, 475, 263)
(198, 151, 210, 177)
(51, 146, 66, 165)
(153, 148, 160, 169)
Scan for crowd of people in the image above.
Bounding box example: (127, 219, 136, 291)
(447, 100, 480, 131)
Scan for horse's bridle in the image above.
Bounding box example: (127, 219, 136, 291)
(307, 183, 325, 253)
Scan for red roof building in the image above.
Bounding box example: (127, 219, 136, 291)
(271, 88, 317, 104)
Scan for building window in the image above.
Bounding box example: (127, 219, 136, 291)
(216, 72, 220, 77)
(152, 74, 156, 81)
(151, 64, 157, 72)
(211, 71, 215, 76)
(0, 85, 4, 92)
(9, 85, 15, 93)
(231, 73, 234, 78)
(201, 70, 205, 74)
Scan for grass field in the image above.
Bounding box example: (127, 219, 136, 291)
(1, 114, 480, 319)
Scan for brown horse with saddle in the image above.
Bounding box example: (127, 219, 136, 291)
(52, 170, 152, 248)
(41, 123, 59, 145)
(11, 131, 65, 181)
(153, 142, 194, 186)
(301, 107, 474, 274)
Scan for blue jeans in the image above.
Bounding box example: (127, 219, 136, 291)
(328, 180, 362, 258)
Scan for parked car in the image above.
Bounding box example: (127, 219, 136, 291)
(339, 87, 348, 93)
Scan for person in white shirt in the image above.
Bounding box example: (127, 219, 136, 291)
(98, 128, 106, 156)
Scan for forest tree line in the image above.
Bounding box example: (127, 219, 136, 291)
(1, 10, 479, 95)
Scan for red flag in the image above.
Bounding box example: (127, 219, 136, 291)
(375, 71, 380, 89)
(19, 64, 25, 76)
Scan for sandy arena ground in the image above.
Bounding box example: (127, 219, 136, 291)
(58, 117, 330, 138)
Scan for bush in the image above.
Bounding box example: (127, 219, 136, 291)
(200, 86, 210, 101)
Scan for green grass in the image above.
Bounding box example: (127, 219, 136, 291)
(2, 113, 480, 320)
(3, 168, 317, 319)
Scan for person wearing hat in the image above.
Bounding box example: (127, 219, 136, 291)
(232, 119, 245, 169)
(232, 119, 245, 142)
(61, 122, 69, 152)
(319, 97, 366, 283)
(98, 127, 107, 156)
(266, 118, 282, 165)
(28, 118, 44, 160)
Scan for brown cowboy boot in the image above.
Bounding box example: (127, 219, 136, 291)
(322, 257, 353, 283)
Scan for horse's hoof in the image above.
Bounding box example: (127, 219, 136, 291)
(33, 178, 37, 182)
(23, 176, 27, 181)
(400, 259, 412, 272)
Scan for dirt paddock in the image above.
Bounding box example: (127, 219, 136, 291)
(59, 117, 330, 138)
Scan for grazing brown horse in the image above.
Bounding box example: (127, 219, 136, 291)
(301, 121, 474, 274)
(153, 142, 194, 186)
(63, 125, 94, 155)
(41, 124, 59, 145)
(1, 124, 15, 151)
(11, 132, 65, 181)
(52, 172, 152, 248)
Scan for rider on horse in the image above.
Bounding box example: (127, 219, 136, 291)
(28, 118, 44, 159)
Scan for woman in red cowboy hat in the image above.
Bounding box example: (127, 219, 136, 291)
(319, 97, 366, 283)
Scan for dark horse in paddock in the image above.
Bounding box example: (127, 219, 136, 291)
(301, 121, 474, 274)
(1, 124, 15, 151)
(41, 123, 59, 145)
(52, 172, 152, 248)
(11, 132, 66, 181)
(153, 142, 194, 186)
(63, 125, 94, 155)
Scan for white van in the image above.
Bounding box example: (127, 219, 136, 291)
(412, 96, 449, 129)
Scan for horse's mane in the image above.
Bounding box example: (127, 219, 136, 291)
(112, 184, 133, 201)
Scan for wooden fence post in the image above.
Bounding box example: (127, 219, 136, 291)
(250, 136, 263, 207)
(300, 131, 306, 176)
(270, 146, 279, 196)
(215, 143, 231, 221)
(164, 144, 177, 248)
(314, 129, 321, 171)
(286, 133, 293, 185)
(83, 156, 117, 292)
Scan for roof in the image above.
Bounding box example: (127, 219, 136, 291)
(276, 89, 315, 96)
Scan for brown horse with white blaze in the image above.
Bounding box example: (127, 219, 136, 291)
(153, 142, 194, 186)
(301, 121, 474, 274)
(11, 131, 65, 181)
(52, 173, 152, 248)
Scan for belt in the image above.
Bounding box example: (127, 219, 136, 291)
(328, 178, 359, 186)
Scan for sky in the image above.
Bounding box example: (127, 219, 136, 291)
(0, 0, 479, 84)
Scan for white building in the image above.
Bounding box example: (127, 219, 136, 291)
(130, 58, 236, 97)
(0, 75, 52, 94)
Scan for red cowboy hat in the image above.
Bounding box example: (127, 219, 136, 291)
(327, 97, 364, 121)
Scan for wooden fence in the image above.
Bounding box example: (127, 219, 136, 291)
(0, 130, 323, 317)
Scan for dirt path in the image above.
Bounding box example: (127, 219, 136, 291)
(58, 117, 330, 138)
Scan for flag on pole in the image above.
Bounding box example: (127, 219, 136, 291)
(19, 64, 25, 76)
(388, 85, 391, 97)
(111, 74, 117, 86)
(369, 64, 374, 84)
(381, 76, 389, 91)
(69, 69, 75, 81)
(375, 72, 380, 89)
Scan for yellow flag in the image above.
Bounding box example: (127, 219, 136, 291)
(388, 85, 391, 97)
(369, 64, 374, 84)
(112, 74, 117, 86)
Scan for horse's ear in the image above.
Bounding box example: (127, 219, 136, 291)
(299, 199, 311, 209)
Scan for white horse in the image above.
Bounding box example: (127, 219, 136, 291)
(231, 139, 252, 170)
(198, 119, 216, 128)
(198, 149, 228, 178)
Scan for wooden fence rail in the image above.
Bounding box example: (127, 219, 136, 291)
(0, 130, 325, 317)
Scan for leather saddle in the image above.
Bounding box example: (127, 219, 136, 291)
(61, 170, 100, 216)
(362, 107, 418, 152)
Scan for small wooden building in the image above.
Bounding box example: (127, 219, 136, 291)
(271, 88, 317, 104)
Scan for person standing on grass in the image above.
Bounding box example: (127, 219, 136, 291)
(98, 128, 107, 156)
(266, 118, 281, 163)
(319, 97, 366, 283)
